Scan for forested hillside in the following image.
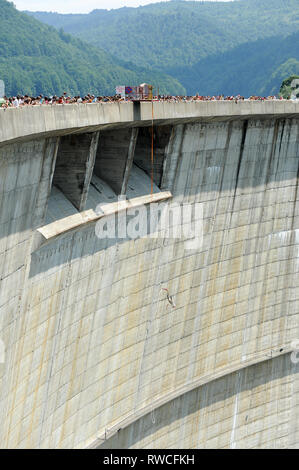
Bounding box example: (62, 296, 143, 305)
(280, 74, 299, 99)
(28, 0, 299, 97)
(30, 0, 299, 70)
(0, 0, 185, 96)
(169, 32, 299, 96)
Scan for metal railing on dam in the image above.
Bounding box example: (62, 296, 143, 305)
(0, 102, 298, 448)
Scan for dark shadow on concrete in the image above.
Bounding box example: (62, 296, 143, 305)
(134, 125, 172, 187)
(0, 117, 298, 243)
(26, 115, 299, 274)
(98, 353, 299, 449)
(133, 102, 141, 122)
(29, 205, 170, 278)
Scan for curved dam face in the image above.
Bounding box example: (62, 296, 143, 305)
(0, 103, 298, 448)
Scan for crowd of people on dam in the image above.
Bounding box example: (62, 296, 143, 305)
(0, 92, 295, 108)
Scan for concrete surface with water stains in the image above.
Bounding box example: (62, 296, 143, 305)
(0, 102, 298, 448)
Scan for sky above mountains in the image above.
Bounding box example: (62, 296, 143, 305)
(14, 0, 232, 14)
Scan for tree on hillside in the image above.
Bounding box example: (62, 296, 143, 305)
(280, 75, 299, 99)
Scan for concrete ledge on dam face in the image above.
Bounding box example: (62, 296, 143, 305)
(93, 351, 298, 450)
(34, 190, 172, 248)
(0, 100, 298, 145)
(86, 345, 291, 449)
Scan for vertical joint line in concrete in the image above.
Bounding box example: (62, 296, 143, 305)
(79, 131, 100, 211)
(43, 136, 60, 220)
(231, 119, 248, 213)
(160, 125, 175, 190)
(120, 127, 139, 197)
(161, 124, 185, 192)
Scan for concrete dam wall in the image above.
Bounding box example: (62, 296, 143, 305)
(0, 102, 299, 448)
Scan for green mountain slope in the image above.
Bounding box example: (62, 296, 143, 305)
(0, 0, 185, 97)
(29, 0, 299, 72)
(168, 32, 299, 96)
(280, 74, 299, 99)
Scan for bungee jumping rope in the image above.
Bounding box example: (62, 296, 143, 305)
(151, 97, 154, 196)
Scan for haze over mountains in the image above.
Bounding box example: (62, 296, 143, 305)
(28, 0, 299, 96)
(1, 0, 299, 97)
(171, 33, 299, 96)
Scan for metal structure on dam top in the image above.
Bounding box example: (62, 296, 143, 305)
(0, 101, 299, 449)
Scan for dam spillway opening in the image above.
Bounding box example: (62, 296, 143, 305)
(40, 123, 173, 246)
(44, 124, 173, 231)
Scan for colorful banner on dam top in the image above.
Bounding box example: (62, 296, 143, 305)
(116, 84, 153, 101)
